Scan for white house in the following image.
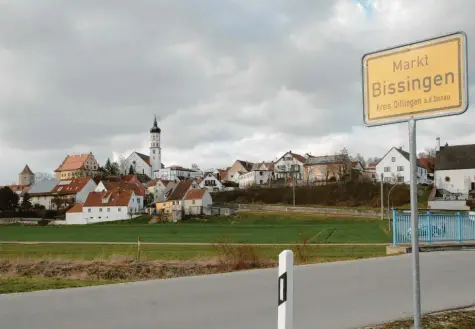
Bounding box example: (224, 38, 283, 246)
(376, 147, 428, 184)
(200, 173, 224, 192)
(95, 181, 144, 212)
(236, 168, 273, 187)
(183, 188, 213, 215)
(28, 179, 60, 209)
(274, 151, 306, 183)
(71, 190, 139, 224)
(156, 165, 202, 180)
(226, 160, 254, 183)
(433, 144, 475, 199)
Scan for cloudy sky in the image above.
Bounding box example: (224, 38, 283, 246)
(1, 0, 475, 184)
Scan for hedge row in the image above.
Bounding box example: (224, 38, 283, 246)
(212, 181, 418, 208)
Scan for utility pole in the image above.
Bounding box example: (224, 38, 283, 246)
(380, 173, 384, 220)
(292, 171, 296, 206)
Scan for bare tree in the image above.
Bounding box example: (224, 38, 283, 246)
(418, 147, 436, 158)
(335, 147, 351, 181)
(354, 153, 366, 168)
(34, 172, 53, 183)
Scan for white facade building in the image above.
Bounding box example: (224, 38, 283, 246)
(183, 188, 213, 215)
(121, 117, 164, 179)
(200, 173, 224, 192)
(376, 147, 427, 184)
(95, 181, 144, 212)
(157, 166, 202, 180)
(66, 190, 139, 224)
(237, 170, 273, 187)
(274, 151, 306, 183)
(433, 144, 475, 198)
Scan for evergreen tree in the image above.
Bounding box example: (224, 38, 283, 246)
(104, 158, 113, 174)
(110, 161, 120, 175)
(21, 192, 32, 210)
(0, 187, 19, 211)
(128, 165, 135, 175)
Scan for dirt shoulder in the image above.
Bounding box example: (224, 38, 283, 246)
(362, 307, 475, 329)
(0, 255, 276, 281)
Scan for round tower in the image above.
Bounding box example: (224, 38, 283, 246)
(150, 116, 161, 178)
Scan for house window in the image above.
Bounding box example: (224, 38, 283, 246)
(371, 174, 375, 178)
(260, 171, 263, 175)
(136, 198, 139, 203)
(391, 157, 396, 162)
(99, 208, 102, 212)
(88, 208, 91, 213)
(397, 166, 404, 171)
(107, 208, 110, 212)
(260, 180, 263, 184)
(384, 167, 390, 172)
(192, 200, 195, 205)
(397, 176, 404, 183)
(118, 208, 121, 212)
(153, 149, 156, 154)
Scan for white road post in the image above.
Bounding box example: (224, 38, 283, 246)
(278, 250, 294, 329)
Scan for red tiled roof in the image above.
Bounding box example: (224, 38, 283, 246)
(54, 154, 93, 172)
(167, 180, 193, 201)
(52, 178, 91, 195)
(290, 152, 306, 163)
(19, 165, 34, 175)
(184, 188, 207, 200)
(101, 181, 145, 197)
(67, 204, 83, 213)
(419, 157, 435, 173)
(84, 190, 133, 207)
(8, 185, 31, 193)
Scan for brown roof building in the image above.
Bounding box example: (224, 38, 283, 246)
(54, 153, 100, 180)
(84, 190, 134, 208)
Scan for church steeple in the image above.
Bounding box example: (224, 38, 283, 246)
(149, 115, 161, 179)
(150, 115, 161, 133)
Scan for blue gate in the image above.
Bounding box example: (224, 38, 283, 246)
(392, 209, 475, 246)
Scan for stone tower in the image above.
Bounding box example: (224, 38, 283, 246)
(19, 165, 35, 186)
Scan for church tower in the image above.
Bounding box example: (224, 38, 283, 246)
(19, 165, 35, 186)
(150, 116, 161, 178)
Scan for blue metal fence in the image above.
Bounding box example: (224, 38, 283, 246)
(392, 209, 475, 246)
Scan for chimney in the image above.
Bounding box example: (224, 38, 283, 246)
(436, 137, 440, 151)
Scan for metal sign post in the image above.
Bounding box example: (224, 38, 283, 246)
(361, 31, 468, 329)
(408, 118, 421, 327)
(278, 250, 294, 329)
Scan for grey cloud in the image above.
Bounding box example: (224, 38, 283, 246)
(1, 0, 475, 184)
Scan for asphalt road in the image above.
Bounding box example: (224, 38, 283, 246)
(1, 251, 474, 329)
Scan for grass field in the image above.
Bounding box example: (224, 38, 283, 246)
(0, 243, 386, 262)
(0, 277, 119, 294)
(0, 212, 391, 244)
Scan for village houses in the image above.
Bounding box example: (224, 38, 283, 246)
(375, 147, 428, 184)
(274, 151, 307, 184)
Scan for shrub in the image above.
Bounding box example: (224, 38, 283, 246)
(212, 241, 263, 270)
(213, 181, 411, 208)
(37, 219, 50, 226)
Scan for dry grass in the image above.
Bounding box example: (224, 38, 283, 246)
(211, 241, 275, 270)
(0, 255, 276, 282)
(363, 308, 475, 329)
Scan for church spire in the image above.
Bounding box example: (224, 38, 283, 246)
(150, 115, 161, 133)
